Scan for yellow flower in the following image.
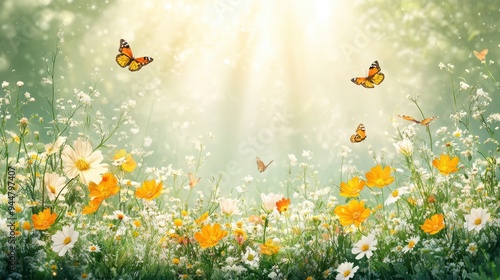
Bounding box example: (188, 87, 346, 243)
(334, 200, 370, 227)
(432, 154, 459, 175)
(113, 149, 136, 173)
(23, 221, 31, 231)
(174, 219, 183, 227)
(88, 172, 119, 201)
(276, 197, 291, 214)
(32, 208, 57, 230)
(339, 176, 365, 197)
(195, 212, 209, 225)
(194, 223, 228, 249)
(365, 165, 394, 188)
(259, 239, 281, 255)
(135, 179, 163, 200)
(420, 214, 445, 235)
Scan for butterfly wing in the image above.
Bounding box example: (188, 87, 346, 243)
(116, 39, 153, 71)
(128, 56, 154, 72)
(473, 49, 488, 61)
(398, 115, 420, 124)
(419, 116, 437, 126)
(351, 61, 384, 88)
(116, 39, 133, 68)
(350, 124, 367, 143)
(351, 77, 374, 88)
(367, 61, 385, 86)
(188, 173, 200, 188)
(256, 157, 273, 172)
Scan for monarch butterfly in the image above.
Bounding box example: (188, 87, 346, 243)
(350, 124, 367, 143)
(115, 39, 153, 71)
(473, 49, 488, 61)
(256, 157, 273, 173)
(398, 115, 437, 126)
(188, 173, 200, 188)
(351, 61, 385, 88)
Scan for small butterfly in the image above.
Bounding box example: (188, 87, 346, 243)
(116, 39, 153, 71)
(473, 49, 488, 61)
(351, 61, 385, 88)
(398, 115, 437, 126)
(256, 157, 273, 173)
(350, 124, 367, 143)
(188, 173, 200, 188)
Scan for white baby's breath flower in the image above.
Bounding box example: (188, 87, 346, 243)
(242, 175, 253, 183)
(143, 136, 153, 147)
(459, 81, 470, 90)
(288, 154, 297, 166)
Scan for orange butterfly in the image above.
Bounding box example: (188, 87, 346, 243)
(351, 61, 385, 88)
(256, 157, 273, 173)
(350, 124, 367, 143)
(398, 115, 437, 126)
(188, 173, 200, 188)
(473, 49, 488, 61)
(116, 39, 153, 71)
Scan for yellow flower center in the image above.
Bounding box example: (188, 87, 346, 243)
(247, 253, 255, 261)
(408, 241, 416, 248)
(117, 214, 124, 220)
(361, 244, 369, 251)
(343, 270, 351, 277)
(90, 246, 96, 251)
(474, 218, 482, 225)
(49, 185, 56, 194)
(63, 237, 72, 245)
(352, 212, 360, 220)
(75, 159, 90, 171)
(391, 190, 399, 197)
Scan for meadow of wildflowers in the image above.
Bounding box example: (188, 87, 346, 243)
(1, 37, 500, 280)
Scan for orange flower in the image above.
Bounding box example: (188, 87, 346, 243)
(420, 213, 445, 235)
(365, 165, 394, 188)
(114, 149, 136, 173)
(334, 200, 370, 227)
(260, 239, 281, 255)
(339, 176, 366, 197)
(432, 154, 459, 175)
(194, 223, 228, 249)
(276, 198, 291, 214)
(88, 172, 119, 201)
(135, 179, 163, 200)
(32, 208, 57, 230)
(82, 197, 104, 215)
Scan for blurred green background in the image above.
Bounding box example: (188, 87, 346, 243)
(1, 0, 498, 198)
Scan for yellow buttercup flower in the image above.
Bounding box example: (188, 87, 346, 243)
(339, 176, 365, 197)
(420, 214, 445, 235)
(432, 154, 459, 175)
(365, 165, 394, 188)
